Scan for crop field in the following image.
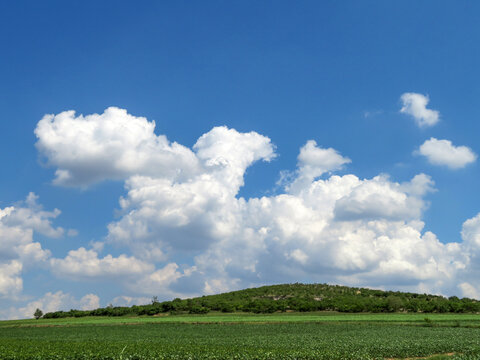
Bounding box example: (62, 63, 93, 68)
(2, 313, 480, 359)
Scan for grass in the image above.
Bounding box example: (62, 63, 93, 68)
(2, 311, 480, 327)
(2, 312, 480, 359)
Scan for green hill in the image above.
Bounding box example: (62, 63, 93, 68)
(43, 283, 479, 319)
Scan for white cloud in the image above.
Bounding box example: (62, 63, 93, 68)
(0, 194, 57, 299)
(104, 132, 458, 296)
(107, 174, 241, 253)
(35, 108, 275, 189)
(50, 248, 154, 280)
(2, 193, 64, 239)
(33, 108, 480, 300)
(125, 263, 196, 298)
(458, 282, 480, 300)
(287, 249, 309, 265)
(35, 107, 201, 187)
(106, 125, 275, 256)
(298, 140, 351, 178)
(461, 213, 480, 248)
(400, 93, 440, 127)
(0, 261, 23, 298)
(190, 175, 460, 294)
(417, 138, 477, 169)
(193, 126, 276, 192)
(0, 190, 183, 316)
(334, 174, 434, 221)
(286, 140, 351, 193)
(79, 293, 101, 310)
(1, 291, 100, 320)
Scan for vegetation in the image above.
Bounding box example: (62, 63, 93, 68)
(4, 312, 480, 327)
(33, 308, 43, 320)
(42, 283, 480, 319)
(2, 313, 480, 359)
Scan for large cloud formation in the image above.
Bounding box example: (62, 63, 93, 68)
(33, 107, 480, 303)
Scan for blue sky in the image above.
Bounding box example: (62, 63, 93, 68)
(1, 1, 480, 318)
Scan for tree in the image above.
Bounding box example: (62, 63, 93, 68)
(387, 296, 403, 312)
(34, 308, 43, 320)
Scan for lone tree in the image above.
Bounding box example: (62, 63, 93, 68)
(34, 308, 43, 320)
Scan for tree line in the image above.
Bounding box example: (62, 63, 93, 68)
(41, 283, 480, 319)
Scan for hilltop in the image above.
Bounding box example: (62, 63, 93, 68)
(43, 283, 479, 319)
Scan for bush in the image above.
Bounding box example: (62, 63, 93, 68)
(189, 306, 210, 314)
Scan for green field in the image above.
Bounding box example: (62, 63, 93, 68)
(2, 312, 480, 359)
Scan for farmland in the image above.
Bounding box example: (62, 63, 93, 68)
(2, 313, 480, 359)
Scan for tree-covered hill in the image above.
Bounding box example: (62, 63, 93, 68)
(43, 283, 479, 319)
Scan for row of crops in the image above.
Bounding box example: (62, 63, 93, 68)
(2, 321, 480, 359)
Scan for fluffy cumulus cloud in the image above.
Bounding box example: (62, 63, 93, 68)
(417, 137, 477, 169)
(462, 213, 480, 248)
(106, 125, 275, 257)
(333, 174, 434, 221)
(34, 107, 201, 187)
(27, 107, 480, 308)
(298, 140, 350, 177)
(188, 173, 463, 293)
(400, 92, 440, 127)
(286, 140, 351, 192)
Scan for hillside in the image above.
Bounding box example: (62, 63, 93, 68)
(43, 283, 480, 319)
